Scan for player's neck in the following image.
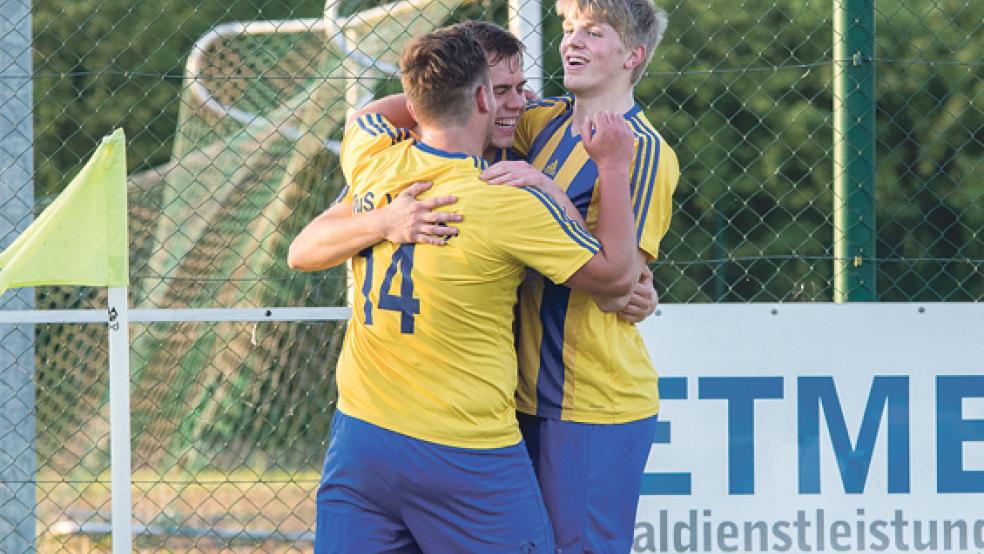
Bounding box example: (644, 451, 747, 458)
(418, 124, 486, 158)
(569, 86, 636, 137)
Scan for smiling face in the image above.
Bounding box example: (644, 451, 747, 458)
(560, 11, 634, 95)
(488, 53, 528, 148)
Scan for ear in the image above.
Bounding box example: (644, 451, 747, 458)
(624, 44, 647, 71)
(475, 84, 492, 115)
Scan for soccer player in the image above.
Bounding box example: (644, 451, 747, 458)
(290, 20, 659, 322)
(481, 0, 682, 551)
(289, 26, 640, 553)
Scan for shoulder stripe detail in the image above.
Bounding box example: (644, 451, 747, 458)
(356, 115, 381, 137)
(355, 114, 412, 145)
(373, 114, 403, 143)
(522, 187, 600, 253)
(528, 110, 572, 162)
(628, 115, 662, 241)
(368, 114, 391, 139)
(525, 94, 567, 109)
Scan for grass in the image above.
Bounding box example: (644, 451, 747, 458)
(35, 467, 320, 553)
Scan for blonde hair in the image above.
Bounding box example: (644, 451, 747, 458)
(556, 0, 668, 84)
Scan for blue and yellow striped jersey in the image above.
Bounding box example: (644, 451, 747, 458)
(512, 95, 680, 423)
(335, 113, 601, 448)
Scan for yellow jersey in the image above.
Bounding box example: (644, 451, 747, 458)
(335, 113, 601, 448)
(512, 95, 680, 423)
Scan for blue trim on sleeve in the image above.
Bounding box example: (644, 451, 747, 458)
(372, 114, 396, 141)
(522, 187, 600, 253)
(355, 114, 413, 145)
(375, 114, 409, 144)
(357, 115, 381, 137)
(628, 116, 662, 242)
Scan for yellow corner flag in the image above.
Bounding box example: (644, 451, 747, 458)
(0, 128, 128, 295)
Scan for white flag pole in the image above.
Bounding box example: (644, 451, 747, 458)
(107, 286, 132, 553)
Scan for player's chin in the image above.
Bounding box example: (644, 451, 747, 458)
(563, 74, 593, 94)
(490, 131, 516, 149)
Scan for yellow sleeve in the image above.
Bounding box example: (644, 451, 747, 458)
(633, 137, 680, 260)
(340, 113, 414, 192)
(482, 185, 599, 284)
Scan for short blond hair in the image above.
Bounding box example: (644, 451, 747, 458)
(556, 0, 668, 84)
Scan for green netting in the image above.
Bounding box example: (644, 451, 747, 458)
(126, 0, 471, 471)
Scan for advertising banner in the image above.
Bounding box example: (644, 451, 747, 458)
(635, 303, 984, 553)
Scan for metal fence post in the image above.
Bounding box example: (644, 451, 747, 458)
(509, 0, 544, 96)
(0, 1, 37, 551)
(832, 0, 877, 301)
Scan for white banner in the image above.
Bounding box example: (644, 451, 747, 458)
(635, 303, 984, 553)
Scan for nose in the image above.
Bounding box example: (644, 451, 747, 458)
(505, 89, 525, 111)
(564, 28, 586, 48)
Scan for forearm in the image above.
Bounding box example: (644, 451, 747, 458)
(560, 112, 637, 296)
(587, 163, 637, 285)
(287, 204, 385, 271)
(593, 250, 649, 313)
(564, 165, 636, 296)
(593, 290, 633, 312)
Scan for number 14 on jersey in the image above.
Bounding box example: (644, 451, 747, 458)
(358, 244, 420, 334)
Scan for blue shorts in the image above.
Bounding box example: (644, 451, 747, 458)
(315, 410, 555, 554)
(518, 412, 657, 554)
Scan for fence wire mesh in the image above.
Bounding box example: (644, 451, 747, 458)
(0, 0, 981, 550)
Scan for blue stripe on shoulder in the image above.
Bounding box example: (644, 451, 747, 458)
(357, 115, 379, 137)
(525, 95, 561, 109)
(628, 115, 662, 241)
(373, 114, 401, 143)
(368, 115, 390, 137)
(628, 118, 653, 216)
(528, 110, 572, 162)
(522, 187, 600, 253)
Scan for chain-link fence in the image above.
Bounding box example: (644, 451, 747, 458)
(1, 0, 981, 550)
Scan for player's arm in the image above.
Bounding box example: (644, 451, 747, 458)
(615, 261, 659, 322)
(593, 250, 659, 323)
(485, 152, 657, 319)
(601, 130, 680, 321)
(287, 182, 460, 271)
(561, 112, 637, 297)
(346, 94, 416, 131)
(481, 162, 587, 226)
